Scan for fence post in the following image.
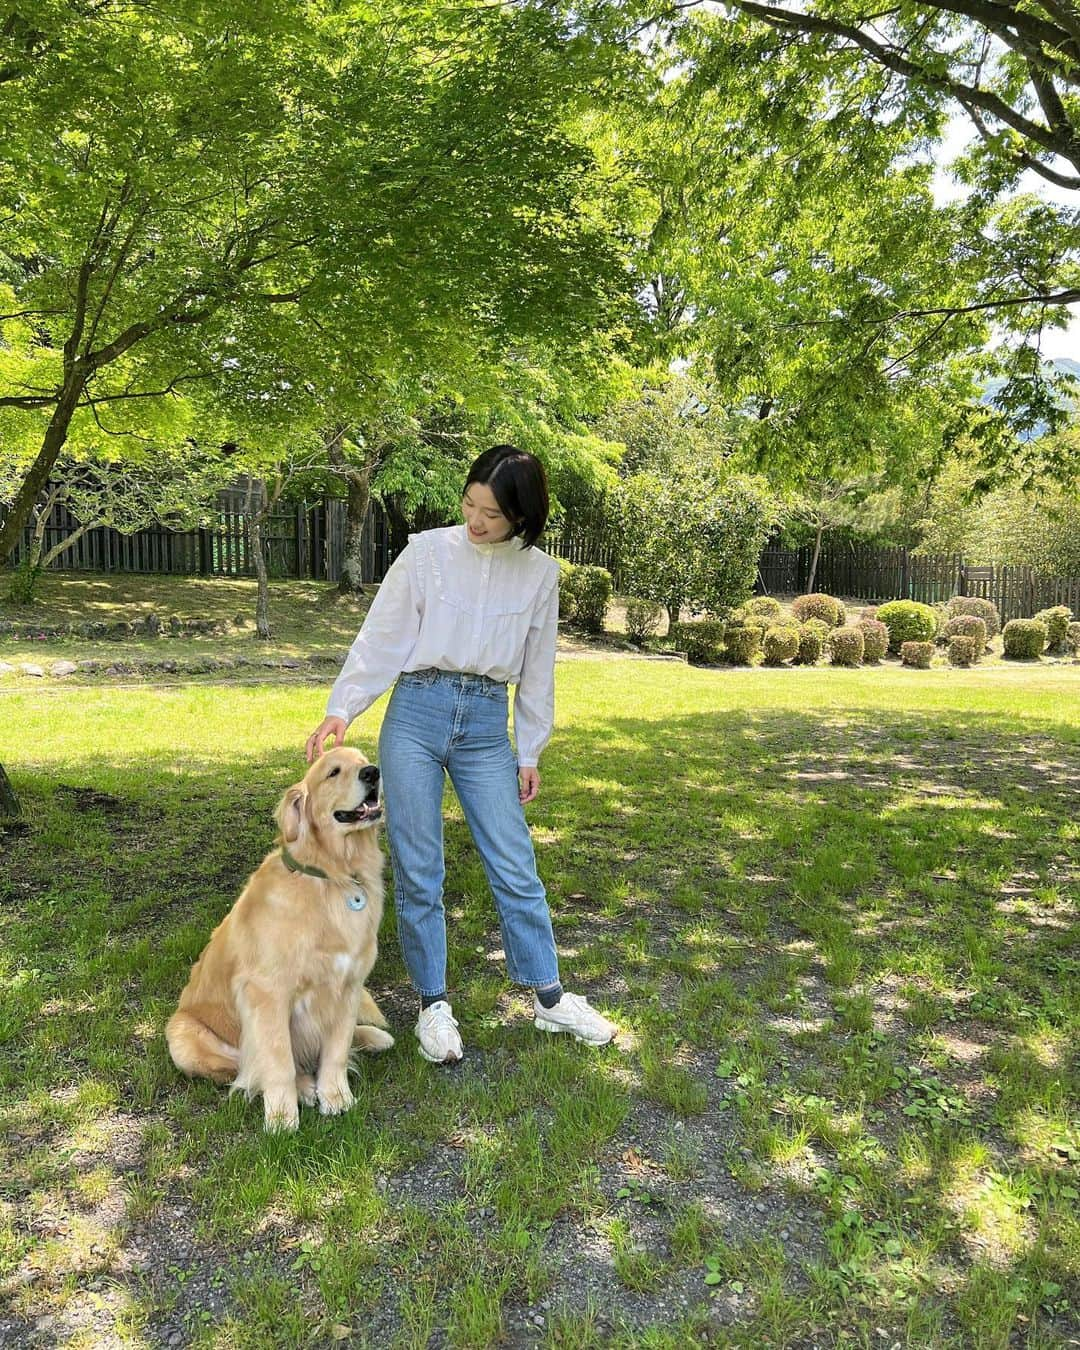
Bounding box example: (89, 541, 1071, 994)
(900, 548, 910, 599)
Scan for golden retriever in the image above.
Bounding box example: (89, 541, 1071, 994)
(166, 746, 393, 1131)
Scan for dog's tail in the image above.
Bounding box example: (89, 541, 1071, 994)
(166, 1010, 240, 1085)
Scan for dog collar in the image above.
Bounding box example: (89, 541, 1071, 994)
(279, 845, 368, 911)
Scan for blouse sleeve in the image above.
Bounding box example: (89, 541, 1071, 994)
(325, 541, 422, 725)
(512, 570, 559, 767)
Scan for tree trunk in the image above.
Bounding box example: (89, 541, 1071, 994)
(338, 464, 372, 594)
(0, 763, 21, 819)
(0, 369, 87, 565)
(806, 524, 823, 593)
(246, 479, 272, 640)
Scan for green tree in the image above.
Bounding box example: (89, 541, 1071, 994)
(0, 0, 636, 564)
(618, 464, 778, 624)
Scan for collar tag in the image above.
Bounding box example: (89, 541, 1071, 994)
(346, 889, 368, 912)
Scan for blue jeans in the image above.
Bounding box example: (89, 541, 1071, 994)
(377, 668, 561, 997)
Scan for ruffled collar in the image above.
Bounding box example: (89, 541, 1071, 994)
(461, 524, 518, 555)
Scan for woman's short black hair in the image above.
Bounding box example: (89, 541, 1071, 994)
(463, 444, 549, 549)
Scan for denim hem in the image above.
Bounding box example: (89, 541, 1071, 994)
(509, 974, 562, 989)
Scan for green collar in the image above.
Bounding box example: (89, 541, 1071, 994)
(279, 844, 330, 880)
(280, 842, 369, 896)
(279, 846, 369, 911)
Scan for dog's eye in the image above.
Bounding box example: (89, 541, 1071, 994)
(328, 767, 340, 778)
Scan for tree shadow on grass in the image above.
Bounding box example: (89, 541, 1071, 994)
(0, 703, 1076, 1344)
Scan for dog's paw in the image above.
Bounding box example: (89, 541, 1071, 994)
(353, 1025, 395, 1054)
(317, 1077, 355, 1116)
(296, 1073, 318, 1108)
(263, 1095, 300, 1133)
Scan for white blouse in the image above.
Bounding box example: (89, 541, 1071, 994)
(326, 524, 561, 766)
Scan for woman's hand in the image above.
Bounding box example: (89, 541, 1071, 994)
(306, 716, 347, 763)
(518, 766, 540, 804)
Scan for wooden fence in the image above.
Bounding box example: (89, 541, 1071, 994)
(3, 482, 394, 585)
(757, 543, 1080, 623)
(6, 489, 1079, 622)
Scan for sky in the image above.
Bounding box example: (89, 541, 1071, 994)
(930, 115, 1079, 362)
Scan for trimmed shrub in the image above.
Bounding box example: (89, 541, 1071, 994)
(763, 624, 799, 666)
(625, 598, 662, 645)
(947, 635, 981, 667)
(876, 599, 938, 652)
(722, 623, 762, 666)
(801, 617, 830, 640)
(556, 558, 577, 621)
(1002, 618, 1047, 659)
(671, 619, 727, 664)
(827, 626, 864, 667)
(857, 618, 889, 663)
(791, 592, 843, 627)
(1034, 605, 1073, 655)
(834, 599, 847, 626)
(744, 596, 784, 621)
(1067, 621, 1080, 656)
(566, 565, 612, 634)
(859, 605, 879, 621)
(793, 624, 824, 665)
(946, 595, 1001, 638)
(901, 640, 934, 668)
(943, 614, 988, 649)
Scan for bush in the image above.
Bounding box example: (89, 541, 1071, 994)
(901, 640, 934, 668)
(857, 618, 889, 663)
(744, 596, 783, 621)
(859, 605, 879, 621)
(947, 635, 981, 667)
(791, 592, 843, 627)
(624, 597, 662, 645)
(556, 558, 577, 621)
(565, 565, 612, 634)
(946, 595, 1001, 638)
(827, 626, 864, 667)
(1067, 621, 1080, 656)
(670, 618, 727, 664)
(834, 599, 847, 626)
(722, 623, 762, 666)
(794, 623, 824, 665)
(801, 617, 830, 640)
(1002, 618, 1047, 659)
(876, 599, 938, 652)
(1034, 605, 1073, 655)
(763, 624, 800, 665)
(943, 615, 988, 649)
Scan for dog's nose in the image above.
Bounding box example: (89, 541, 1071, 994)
(359, 765, 380, 784)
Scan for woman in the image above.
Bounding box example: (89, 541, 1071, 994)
(305, 444, 616, 1064)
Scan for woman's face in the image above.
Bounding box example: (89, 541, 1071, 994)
(462, 481, 516, 543)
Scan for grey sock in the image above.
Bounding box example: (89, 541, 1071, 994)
(536, 982, 563, 1009)
(421, 992, 448, 1011)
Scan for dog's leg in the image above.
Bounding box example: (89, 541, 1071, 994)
(235, 983, 300, 1132)
(296, 1072, 318, 1108)
(166, 1010, 239, 1084)
(353, 1024, 395, 1053)
(316, 1006, 360, 1116)
(354, 986, 391, 1031)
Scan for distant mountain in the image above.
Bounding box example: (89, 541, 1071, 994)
(981, 357, 1078, 440)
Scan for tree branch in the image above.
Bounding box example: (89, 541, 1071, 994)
(731, 0, 1080, 172)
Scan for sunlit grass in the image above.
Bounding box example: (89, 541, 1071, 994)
(1, 657, 1077, 1343)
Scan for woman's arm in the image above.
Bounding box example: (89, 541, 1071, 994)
(513, 570, 558, 774)
(325, 542, 423, 726)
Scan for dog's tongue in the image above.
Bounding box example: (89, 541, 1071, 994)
(336, 802, 379, 822)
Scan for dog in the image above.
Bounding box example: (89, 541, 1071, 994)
(166, 746, 393, 1131)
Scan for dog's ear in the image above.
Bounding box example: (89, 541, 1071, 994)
(275, 784, 308, 844)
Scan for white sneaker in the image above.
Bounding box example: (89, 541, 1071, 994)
(415, 1000, 463, 1064)
(533, 991, 616, 1046)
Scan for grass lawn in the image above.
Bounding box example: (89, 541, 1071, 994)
(1, 644, 1078, 1345)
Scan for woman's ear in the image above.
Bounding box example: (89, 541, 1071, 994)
(275, 783, 308, 844)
